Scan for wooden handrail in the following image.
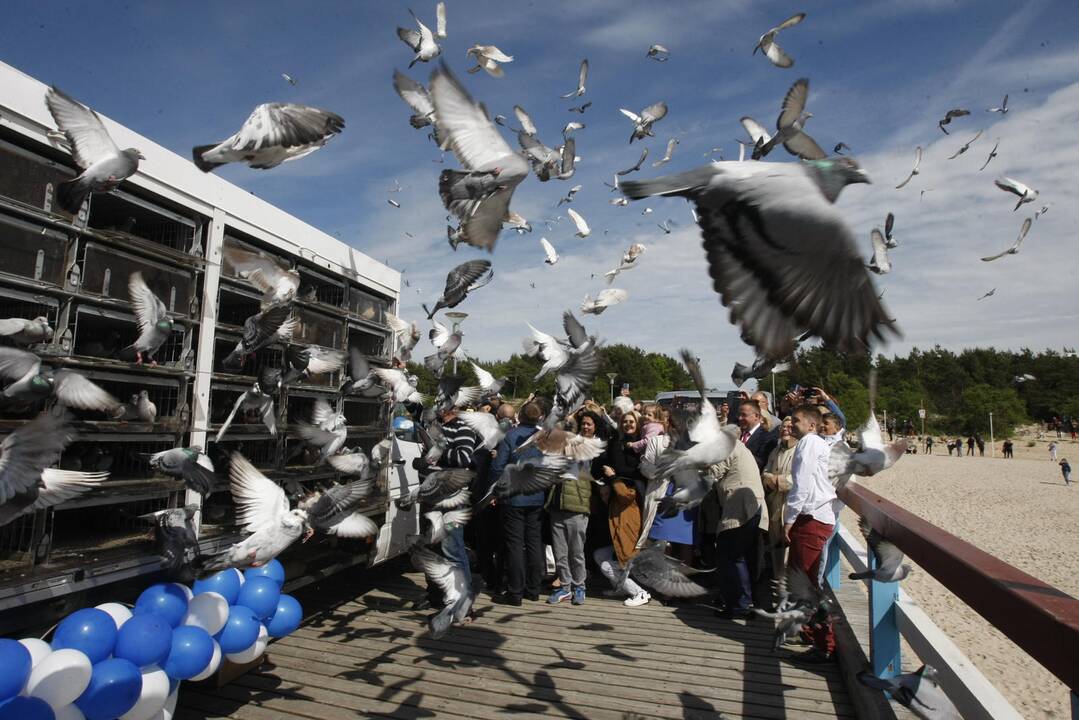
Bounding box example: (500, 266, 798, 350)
(838, 481, 1079, 691)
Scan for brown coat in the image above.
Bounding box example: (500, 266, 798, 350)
(700, 442, 768, 534)
(762, 442, 796, 547)
(608, 480, 642, 566)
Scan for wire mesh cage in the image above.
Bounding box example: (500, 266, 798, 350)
(347, 286, 389, 326)
(212, 335, 283, 379)
(87, 190, 197, 254)
(48, 494, 174, 568)
(59, 437, 180, 482)
(197, 487, 237, 539)
(297, 266, 346, 309)
(0, 212, 71, 288)
(211, 436, 280, 473)
(0, 288, 59, 350)
(0, 136, 80, 221)
(215, 285, 262, 328)
(349, 326, 387, 360)
(209, 382, 280, 435)
(0, 510, 52, 574)
(70, 303, 188, 367)
(293, 306, 344, 350)
(284, 391, 335, 427)
(78, 242, 195, 313)
(342, 398, 383, 429)
(79, 373, 184, 428)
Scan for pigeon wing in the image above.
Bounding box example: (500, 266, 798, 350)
(740, 117, 772, 145)
(234, 103, 344, 152)
(443, 260, 493, 299)
(327, 452, 371, 476)
(45, 87, 120, 169)
(777, 79, 810, 128)
(783, 130, 827, 160)
(566, 208, 590, 237)
(128, 272, 168, 338)
(0, 412, 77, 504)
(392, 70, 435, 118)
(435, 1, 447, 38)
(641, 102, 668, 124)
(229, 452, 290, 533)
(52, 371, 118, 411)
(514, 105, 538, 136)
(562, 311, 588, 348)
(308, 478, 372, 530)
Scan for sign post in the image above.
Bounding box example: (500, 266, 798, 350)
(919, 407, 926, 437)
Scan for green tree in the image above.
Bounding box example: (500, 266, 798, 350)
(956, 384, 1028, 436)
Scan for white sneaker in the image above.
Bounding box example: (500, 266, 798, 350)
(624, 592, 651, 607)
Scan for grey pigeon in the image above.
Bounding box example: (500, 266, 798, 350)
(848, 516, 912, 582)
(192, 104, 343, 172)
(215, 381, 277, 442)
(620, 102, 668, 143)
(620, 158, 894, 359)
(338, 347, 383, 398)
(0, 317, 52, 346)
(282, 345, 347, 385)
(147, 446, 217, 496)
(142, 505, 199, 582)
(386, 312, 421, 363)
(981, 217, 1032, 261)
(753, 12, 806, 68)
(857, 665, 960, 720)
(561, 59, 588, 98)
(293, 399, 347, 464)
(299, 475, 376, 539)
(410, 545, 473, 639)
(884, 212, 897, 248)
(222, 303, 296, 368)
(396, 5, 445, 68)
(616, 147, 649, 176)
(752, 567, 832, 650)
(392, 70, 437, 130)
(834, 142, 852, 154)
(136, 389, 157, 423)
(122, 272, 173, 366)
(646, 44, 670, 61)
(0, 411, 108, 527)
(223, 247, 300, 306)
(937, 108, 969, 134)
(469, 360, 507, 398)
(491, 453, 571, 499)
(730, 354, 781, 387)
(986, 94, 1009, 114)
(754, 78, 825, 160)
(947, 129, 982, 159)
(568, 101, 592, 114)
(431, 64, 530, 251)
(977, 288, 996, 301)
(994, 176, 1038, 211)
(979, 138, 999, 171)
(895, 146, 923, 189)
(45, 87, 144, 213)
(398, 468, 474, 512)
(867, 229, 891, 275)
(423, 259, 493, 319)
(652, 138, 679, 168)
(620, 541, 708, 597)
(423, 329, 462, 377)
(0, 348, 117, 411)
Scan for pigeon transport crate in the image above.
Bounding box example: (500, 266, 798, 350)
(343, 396, 384, 431)
(0, 59, 406, 629)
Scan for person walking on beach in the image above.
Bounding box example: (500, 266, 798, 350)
(1061, 459, 1072, 486)
(1049, 441, 1058, 462)
(966, 436, 975, 456)
(976, 436, 985, 456)
(924, 436, 934, 455)
(1002, 439, 1013, 458)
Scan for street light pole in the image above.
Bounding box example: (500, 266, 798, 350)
(444, 311, 468, 376)
(607, 373, 617, 405)
(989, 411, 995, 458)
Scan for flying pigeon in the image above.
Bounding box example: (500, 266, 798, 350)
(215, 380, 277, 442)
(192, 104, 344, 172)
(848, 516, 912, 582)
(566, 208, 590, 237)
(545, 312, 601, 429)
(730, 354, 782, 387)
(121, 272, 173, 366)
(994, 176, 1038, 211)
(392, 70, 437, 130)
(895, 146, 923, 189)
(371, 367, 422, 404)
(0, 348, 117, 411)
(620, 541, 708, 597)
(986, 94, 1008, 114)
(222, 247, 299, 306)
(620, 102, 668, 143)
(466, 45, 514, 77)
(977, 288, 996, 301)
(752, 567, 832, 650)
(44, 87, 145, 214)
(979, 139, 999, 171)
(281, 345, 347, 385)
(867, 229, 891, 275)
(562, 121, 585, 136)
(620, 158, 893, 359)
(143, 505, 199, 582)
(195, 453, 308, 573)
(386, 312, 421, 363)
(834, 142, 852, 154)
(604, 243, 647, 283)
(557, 184, 582, 206)
(646, 44, 670, 61)
(883, 212, 897, 248)
(581, 288, 628, 315)
(937, 108, 969, 134)
(561, 59, 588, 98)
(617, 147, 649, 176)
(458, 411, 513, 450)
(0, 317, 52, 346)
(740, 116, 772, 156)
(423, 259, 493, 319)
(754, 78, 825, 160)
(753, 12, 806, 68)
(410, 545, 473, 639)
(0, 411, 108, 527)
(652, 138, 679, 168)
(568, 101, 592, 114)
(293, 399, 347, 464)
(657, 219, 673, 234)
(947, 130, 982, 159)
(981, 217, 1032, 261)
(540, 237, 559, 265)
(468, 361, 507, 398)
(397, 5, 445, 67)
(299, 474, 377, 539)
(857, 665, 961, 720)
(431, 65, 530, 251)
(147, 446, 217, 496)
(830, 371, 908, 489)
(281, 73, 297, 86)
(222, 303, 297, 368)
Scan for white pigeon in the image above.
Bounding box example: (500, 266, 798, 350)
(829, 373, 908, 489)
(458, 411, 513, 450)
(397, 7, 443, 67)
(895, 146, 923, 189)
(197, 453, 307, 572)
(740, 117, 772, 151)
(566, 208, 590, 237)
(468, 361, 506, 397)
(994, 176, 1038, 211)
(867, 229, 891, 275)
(581, 288, 628, 315)
(372, 368, 422, 404)
(620, 102, 668, 143)
(45, 87, 145, 214)
(561, 59, 588, 98)
(848, 516, 912, 583)
(466, 45, 514, 77)
(562, 121, 585, 136)
(652, 138, 679, 168)
(753, 12, 806, 68)
(646, 44, 670, 61)
(605, 243, 647, 284)
(540, 237, 559, 265)
(386, 312, 421, 362)
(192, 104, 343, 172)
(986, 94, 1008, 114)
(981, 217, 1032, 262)
(523, 323, 570, 380)
(0, 317, 52, 346)
(293, 399, 347, 464)
(223, 247, 300, 306)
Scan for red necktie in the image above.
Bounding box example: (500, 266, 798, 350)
(741, 431, 750, 443)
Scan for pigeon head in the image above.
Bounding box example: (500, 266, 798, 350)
(124, 148, 146, 162)
(806, 157, 871, 202)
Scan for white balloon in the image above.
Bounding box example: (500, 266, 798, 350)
(225, 624, 268, 665)
(232, 568, 246, 587)
(118, 665, 170, 720)
(188, 640, 221, 682)
(183, 592, 228, 636)
(95, 602, 133, 630)
(151, 687, 179, 720)
(53, 704, 86, 720)
(26, 648, 92, 710)
(18, 638, 52, 669)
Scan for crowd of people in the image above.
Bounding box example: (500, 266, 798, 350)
(397, 381, 859, 664)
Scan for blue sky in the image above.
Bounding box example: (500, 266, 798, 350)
(3, 0, 1078, 387)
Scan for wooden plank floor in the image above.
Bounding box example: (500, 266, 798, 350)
(176, 561, 856, 720)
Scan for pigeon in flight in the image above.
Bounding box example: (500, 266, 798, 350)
(423, 259, 493, 319)
(848, 516, 912, 582)
(986, 94, 1009, 114)
(0, 317, 52, 347)
(616, 147, 649, 176)
(143, 505, 199, 582)
(977, 288, 996, 301)
(561, 59, 588, 98)
(431, 65, 530, 251)
(652, 138, 679, 168)
(753, 12, 806, 68)
(392, 70, 438, 131)
(604, 243, 647, 284)
(883, 212, 897, 248)
(740, 117, 772, 157)
(581, 288, 628, 315)
(424, 326, 462, 377)
(215, 378, 277, 442)
(540, 237, 559, 265)
(562, 121, 585, 137)
(621, 541, 708, 597)
(0, 348, 117, 411)
(410, 545, 473, 639)
(146, 447, 217, 496)
(620, 102, 668, 143)
(338, 348, 383, 400)
(468, 361, 507, 399)
(994, 176, 1038, 211)
(981, 217, 1032, 261)
(568, 101, 592, 114)
(466, 45, 514, 77)
(979, 139, 999, 171)
(121, 272, 173, 366)
(752, 567, 832, 650)
(754, 78, 825, 160)
(567, 208, 591, 238)
(657, 219, 673, 234)
(44, 87, 145, 213)
(895, 146, 923, 189)
(646, 45, 670, 61)
(222, 303, 297, 368)
(386, 312, 421, 364)
(937, 108, 969, 134)
(223, 247, 300, 306)
(192, 104, 344, 172)
(293, 400, 347, 464)
(867, 229, 891, 275)
(281, 73, 297, 86)
(0, 411, 108, 527)
(857, 665, 961, 720)
(298, 474, 377, 540)
(730, 354, 784, 387)
(556, 184, 582, 206)
(947, 130, 982, 159)
(282, 345, 347, 385)
(621, 157, 894, 359)
(397, 4, 446, 67)
(610, 197, 629, 207)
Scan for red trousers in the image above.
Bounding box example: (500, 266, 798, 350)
(787, 515, 836, 654)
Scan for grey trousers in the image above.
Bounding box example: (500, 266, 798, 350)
(549, 509, 589, 588)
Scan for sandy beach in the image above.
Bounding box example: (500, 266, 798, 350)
(842, 435, 1079, 719)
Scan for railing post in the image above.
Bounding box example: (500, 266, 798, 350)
(1071, 690, 1078, 720)
(825, 528, 841, 590)
(869, 546, 902, 680)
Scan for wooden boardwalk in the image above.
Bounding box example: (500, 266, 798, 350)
(177, 562, 856, 720)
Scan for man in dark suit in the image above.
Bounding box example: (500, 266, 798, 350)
(737, 401, 777, 473)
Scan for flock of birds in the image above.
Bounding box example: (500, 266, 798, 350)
(0, 6, 1002, 717)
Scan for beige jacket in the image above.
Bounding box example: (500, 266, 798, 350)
(761, 442, 796, 547)
(700, 442, 768, 534)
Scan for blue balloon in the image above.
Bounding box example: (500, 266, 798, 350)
(134, 583, 189, 628)
(235, 576, 281, 620)
(193, 569, 243, 604)
(162, 626, 214, 681)
(266, 595, 303, 638)
(74, 658, 142, 720)
(114, 613, 172, 668)
(216, 606, 260, 654)
(244, 559, 286, 588)
(0, 696, 55, 720)
(53, 608, 118, 665)
(0, 639, 30, 701)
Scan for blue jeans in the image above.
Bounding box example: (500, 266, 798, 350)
(426, 524, 471, 606)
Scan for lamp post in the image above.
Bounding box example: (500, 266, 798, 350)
(989, 411, 995, 458)
(444, 311, 468, 376)
(607, 373, 617, 405)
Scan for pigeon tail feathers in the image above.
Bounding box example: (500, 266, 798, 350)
(191, 144, 228, 173)
(55, 176, 90, 214)
(620, 166, 717, 201)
